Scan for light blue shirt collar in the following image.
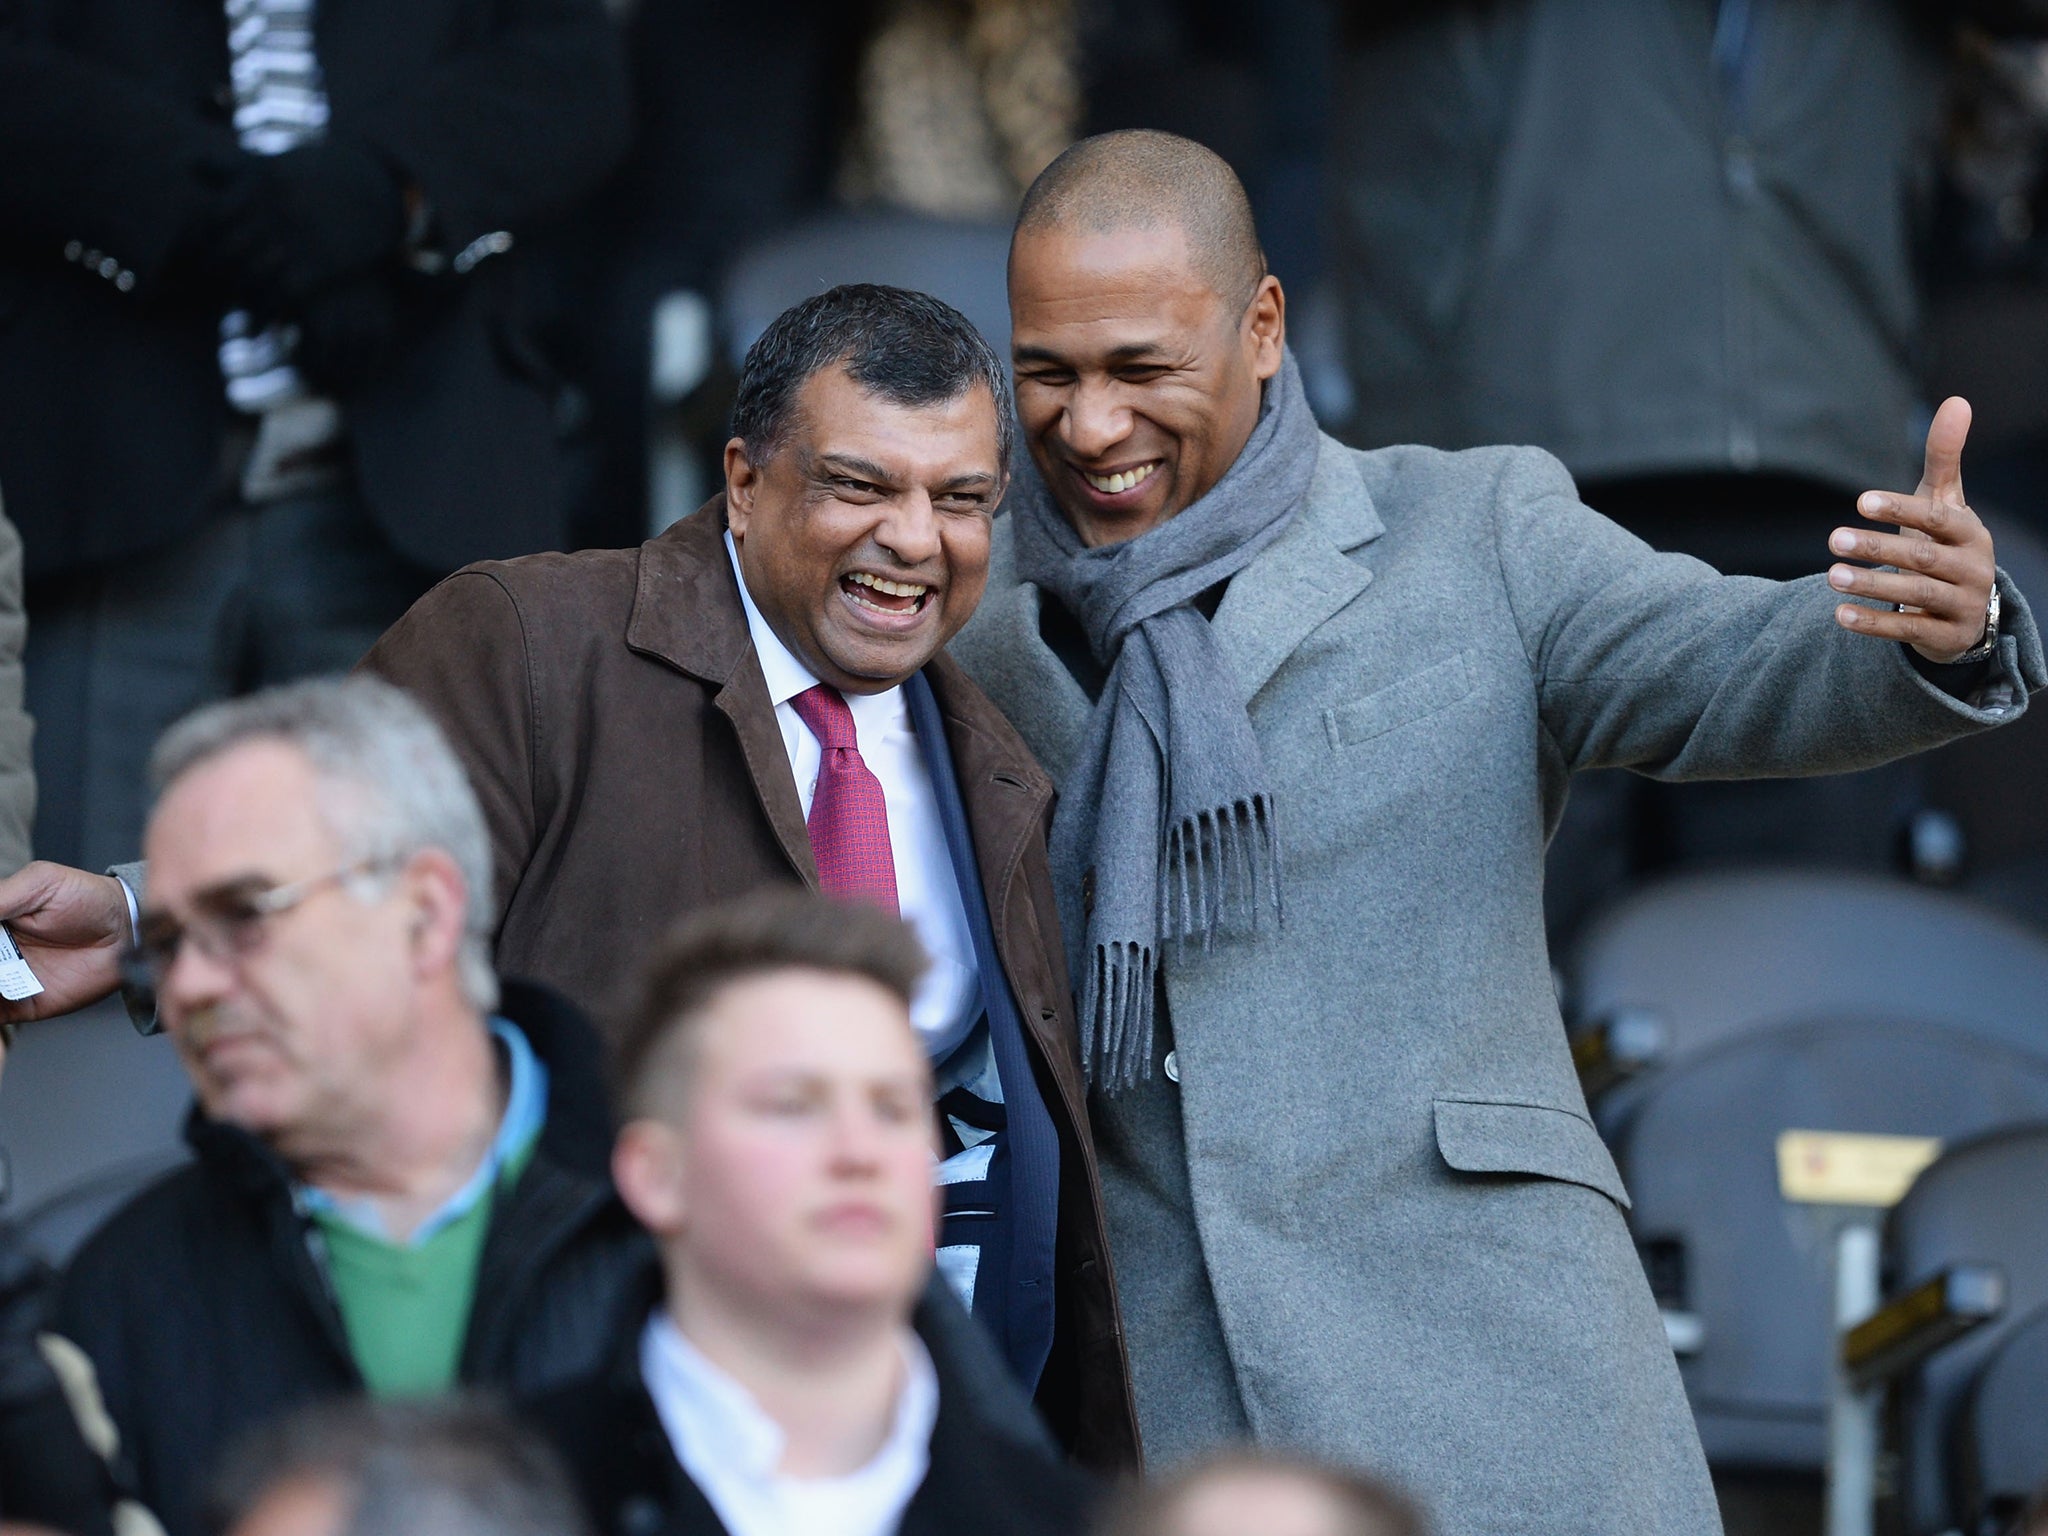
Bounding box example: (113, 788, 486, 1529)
(297, 1018, 549, 1246)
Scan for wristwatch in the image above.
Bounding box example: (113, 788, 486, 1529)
(1947, 583, 2002, 666)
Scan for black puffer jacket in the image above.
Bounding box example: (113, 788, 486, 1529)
(51, 979, 654, 1536)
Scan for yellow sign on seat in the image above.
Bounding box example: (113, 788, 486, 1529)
(1777, 1131, 1943, 1208)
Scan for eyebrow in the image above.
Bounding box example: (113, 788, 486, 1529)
(815, 453, 999, 494)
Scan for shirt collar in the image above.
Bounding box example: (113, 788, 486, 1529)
(725, 529, 823, 710)
(297, 1017, 550, 1246)
(640, 1308, 938, 1484)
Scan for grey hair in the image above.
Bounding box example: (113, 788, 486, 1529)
(207, 1395, 588, 1536)
(150, 675, 498, 1013)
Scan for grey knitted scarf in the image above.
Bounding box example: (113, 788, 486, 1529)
(1012, 350, 1319, 1092)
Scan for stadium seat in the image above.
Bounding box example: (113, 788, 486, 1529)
(1567, 871, 2048, 1135)
(1880, 1126, 2048, 1535)
(1610, 1019, 2048, 1471)
(1956, 1301, 2048, 1536)
(719, 210, 1013, 364)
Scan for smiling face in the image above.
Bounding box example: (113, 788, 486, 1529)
(723, 364, 1003, 695)
(1010, 221, 1285, 547)
(615, 968, 938, 1329)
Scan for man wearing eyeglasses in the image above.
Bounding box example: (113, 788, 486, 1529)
(37, 674, 651, 1536)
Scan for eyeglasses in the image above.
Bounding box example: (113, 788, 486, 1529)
(122, 859, 397, 993)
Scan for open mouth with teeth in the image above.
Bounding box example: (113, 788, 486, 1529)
(840, 570, 931, 617)
(1080, 461, 1162, 497)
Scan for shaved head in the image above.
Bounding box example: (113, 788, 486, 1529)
(1014, 130, 1266, 307)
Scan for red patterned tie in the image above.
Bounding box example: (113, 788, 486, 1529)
(788, 684, 900, 913)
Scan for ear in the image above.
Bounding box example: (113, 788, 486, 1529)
(400, 848, 468, 986)
(1245, 273, 1286, 382)
(724, 436, 759, 540)
(613, 1118, 690, 1238)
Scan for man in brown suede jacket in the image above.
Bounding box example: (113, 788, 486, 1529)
(362, 284, 1135, 1467)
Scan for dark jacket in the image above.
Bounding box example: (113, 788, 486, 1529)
(0, 0, 629, 580)
(527, 1284, 1102, 1536)
(359, 500, 1141, 1470)
(51, 980, 655, 1536)
(1328, 0, 2048, 495)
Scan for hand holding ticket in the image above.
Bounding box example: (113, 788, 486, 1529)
(0, 861, 133, 1022)
(0, 923, 43, 1002)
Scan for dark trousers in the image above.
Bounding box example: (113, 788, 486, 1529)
(1544, 471, 1925, 946)
(25, 481, 433, 872)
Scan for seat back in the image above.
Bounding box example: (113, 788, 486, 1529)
(11, 1148, 188, 1267)
(719, 211, 1014, 365)
(1885, 1126, 2048, 1534)
(1569, 872, 2048, 1132)
(1957, 1301, 2048, 1536)
(1613, 1022, 2048, 1471)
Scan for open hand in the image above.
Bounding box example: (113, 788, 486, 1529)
(1829, 397, 1997, 665)
(0, 861, 133, 1026)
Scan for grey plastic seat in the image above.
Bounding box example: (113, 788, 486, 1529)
(1568, 871, 2048, 1120)
(11, 1148, 188, 1267)
(719, 210, 1014, 364)
(1956, 1301, 2048, 1536)
(1883, 1126, 2048, 1535)
(1611, 1021, 2048, 1472)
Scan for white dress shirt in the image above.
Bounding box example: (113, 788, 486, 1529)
(726, 532, 982, 1058)
(640, 1311, 938, 1536)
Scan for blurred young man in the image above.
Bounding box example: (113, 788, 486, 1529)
(531, 890, 1095, 1536)
(49, 678, 648, 1536)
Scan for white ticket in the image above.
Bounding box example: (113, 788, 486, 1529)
(0, 922, 44, 1002)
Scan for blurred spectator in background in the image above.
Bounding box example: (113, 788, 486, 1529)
(0, 0, 629, 876)
(1324, 0, 2048, 936)
(1100, 1453, 1424, 1536)
(531, 890, 1098, 1536)
(210, 1396, 588, 1536)
(838, 0, 1077, 220)
(1927, 32, 2048, 540)
(48, 678, 647, 1536)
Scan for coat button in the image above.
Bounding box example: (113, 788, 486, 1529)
(97, 257, 119, 280)
(115, 271, 135, 293)
(63, 240, 82, 262)
(1163, 1049, 1181, 1083)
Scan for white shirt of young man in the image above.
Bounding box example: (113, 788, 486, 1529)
(640, 1311, 938, 1536)
(725, 530, 981, 1056)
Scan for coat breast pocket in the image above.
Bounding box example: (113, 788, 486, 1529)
(1433, 1095, 1632, 1211)
(1324, 650, 1476, 749)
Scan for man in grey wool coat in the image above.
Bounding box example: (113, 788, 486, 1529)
(949, 129, 2046, 1536)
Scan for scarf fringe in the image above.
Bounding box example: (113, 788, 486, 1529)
(1082, 940, 1156, 1092)
(1161, 793, 1284, 947)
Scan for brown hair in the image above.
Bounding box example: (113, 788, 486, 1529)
(610, 889, 929, 1119)
(1098, 1451, 1427, 1536)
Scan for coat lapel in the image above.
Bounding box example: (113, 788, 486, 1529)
(952, 531, 1098, 783)
(623, 499, 818, 886)
(1210, 433, 1382, 706)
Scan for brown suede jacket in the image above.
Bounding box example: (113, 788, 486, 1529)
(360, 498, 1139, 1470)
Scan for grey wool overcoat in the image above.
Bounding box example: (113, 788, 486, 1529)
(949, 435, 2045, 1536)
